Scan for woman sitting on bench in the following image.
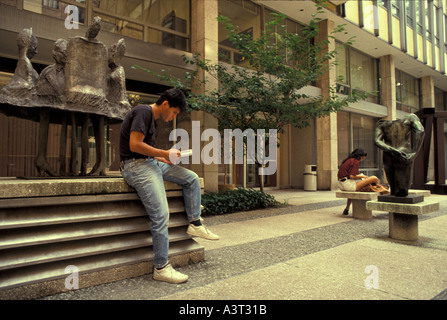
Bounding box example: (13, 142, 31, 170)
(338, 148, 389, 215)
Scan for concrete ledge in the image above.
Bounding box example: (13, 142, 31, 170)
(0, 177, 204, 199)
(335, 191, 379, 200)
(335, 189, 430, 201)
(366, 199, 439, 215)
(408, 189, 431, 197)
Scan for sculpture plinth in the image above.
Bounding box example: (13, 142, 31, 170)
(377, 194, 424, 204)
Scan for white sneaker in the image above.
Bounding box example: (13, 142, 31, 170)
(187, 223, 220, 240)
(153, 263, 188, 284)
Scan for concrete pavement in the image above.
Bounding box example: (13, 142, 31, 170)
(41, 189, 447, 301)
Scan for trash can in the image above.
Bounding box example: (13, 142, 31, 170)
(304, 164, 317, 191)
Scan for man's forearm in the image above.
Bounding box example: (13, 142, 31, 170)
(130, 141, 169, 159)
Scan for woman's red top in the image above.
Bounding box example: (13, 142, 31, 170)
(338, 158, 359, 179)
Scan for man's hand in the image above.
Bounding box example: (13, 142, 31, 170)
(154, 149, 180, 165)
(167, 149, 181, 164)
(155, 156, 172, 164)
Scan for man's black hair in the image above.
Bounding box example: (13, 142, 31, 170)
(156, 88, 188, 112)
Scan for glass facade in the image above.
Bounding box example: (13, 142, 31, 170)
(356, 0, 447, 72)
(435, 87, 447, 111)
(217, 0, 260, 65)
(336, 44, 379, 104)
(395, 69, 420, 113)
(19, 0, 191, 50)
(337, 111, 380, 177)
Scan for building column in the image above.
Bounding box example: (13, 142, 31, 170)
(315, 19, 338, 190)
(380, 55, 396, 120)
(421, 75, 435, 182)
(184, 0, 219, 192)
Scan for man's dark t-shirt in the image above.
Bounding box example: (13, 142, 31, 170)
(119, 104, 157, 162)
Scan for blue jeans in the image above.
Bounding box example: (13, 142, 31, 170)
(120, 158, 201, 268)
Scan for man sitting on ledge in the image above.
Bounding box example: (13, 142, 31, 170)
(119, 88, 219, 284)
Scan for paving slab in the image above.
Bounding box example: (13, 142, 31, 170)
(160, 210, 447, 301)
(196, 205, 350, 250)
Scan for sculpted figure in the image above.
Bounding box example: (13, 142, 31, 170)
(88, 38, 130, 176)
(1, 28, 38, 99)
(107, 38, 130, 108)
(375, 114, 424, 197)
(35, 39, 68, 176)
(37, 39, 67, 96)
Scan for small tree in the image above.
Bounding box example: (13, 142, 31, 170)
(134, 1, 365, 191)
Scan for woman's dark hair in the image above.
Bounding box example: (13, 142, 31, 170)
(341, 148, 367, 164)
(156, 88, 188, 112)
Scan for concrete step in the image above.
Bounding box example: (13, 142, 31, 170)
(0, 239, 202, 292)
(0, 228, 193, 271)
(0, 177, 205, 299)
(0, 197, 186, 229)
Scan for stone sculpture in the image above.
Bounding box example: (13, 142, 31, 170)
(0, 18, 132, 177)
(1, 28, 38, 105)
(374, 113, 425, 197)
(37, 39, 67, 97)
(107, 38, 130, 109)
(35, 39, 68, 176)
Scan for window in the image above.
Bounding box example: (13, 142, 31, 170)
(351, 114, 378, 169)
(396, 69, 420, 113)
(43, 0, 59, 9)
(435, 87, 447, 111)
(405, 0, 414, 28)
(426, 0, 433, 40)
(23, 0, 190, 51)
(378, 0, 387, 8)
(350, 48, 378, 101)
(391, 0, 400, 18)
(434, 4, 442, 47)
(93, 0, 190, 49)
(335, 42, 348, 86)
(337, 111, 350, 167)
(335, 45, 379, 103)
(445, 14, 447, 52)
(218, 0, 260, 64)
(337, 111, 379, 172)
(415, 0, 423, 34)
(263, 12, 306, 67)
(24, 0, 86, 26)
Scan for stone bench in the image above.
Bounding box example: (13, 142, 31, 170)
(0, 177, 205, 299)
(366, 196, 439, 241)
(335, 191, 379, 219)
(335, 189, 431, 220)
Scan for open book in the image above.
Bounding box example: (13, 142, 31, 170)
(180, 149, 193, 158)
